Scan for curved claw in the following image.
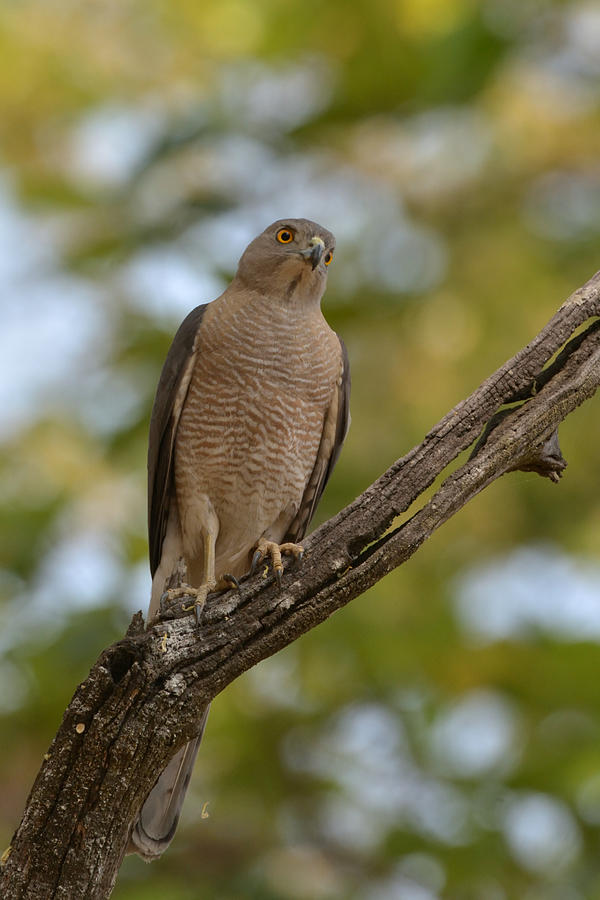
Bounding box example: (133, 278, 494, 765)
(250, 549, 263, 576)
(275, 568, 283, 591)
(222, 573, 240, 590)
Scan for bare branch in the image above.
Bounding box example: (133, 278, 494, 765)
(2, 271, 600, 899)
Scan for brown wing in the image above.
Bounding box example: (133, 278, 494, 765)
(148, 304, 207, 577)
(284, 336, 351, 543)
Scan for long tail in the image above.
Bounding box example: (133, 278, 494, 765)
(128, 704, 210, 861)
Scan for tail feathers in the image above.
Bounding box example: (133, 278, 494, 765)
(128, 705, 210, 861)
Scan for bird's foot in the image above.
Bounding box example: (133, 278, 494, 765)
(159, 582, 194, 617)
(163, 582, 197, 602)
(250, 539, 304, 589)
(165, 581, 216, 625)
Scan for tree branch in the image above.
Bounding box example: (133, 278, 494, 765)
(3, 271, 600, 899)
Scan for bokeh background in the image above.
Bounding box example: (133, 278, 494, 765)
(2, 1, 600, 897)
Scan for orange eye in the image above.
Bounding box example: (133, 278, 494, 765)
(324, 250, 333, 266)
(276, 228, 294, 244)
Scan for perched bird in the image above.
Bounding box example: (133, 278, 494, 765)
(129, 218, 350, 860)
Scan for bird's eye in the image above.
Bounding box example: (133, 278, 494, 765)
(324, 250, 334, 266)
(276, 228, 294, 244)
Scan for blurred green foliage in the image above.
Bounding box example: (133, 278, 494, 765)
(2, 1, 600, 897)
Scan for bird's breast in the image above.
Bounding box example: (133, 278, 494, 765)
(173, 291, 340, 564)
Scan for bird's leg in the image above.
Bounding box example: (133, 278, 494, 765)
(250, 538, 304, 589)
(164, 528, 218, 625)
(187, 529, 217, 624)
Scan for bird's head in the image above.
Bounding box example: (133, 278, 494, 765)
(235, 218, 336, 304)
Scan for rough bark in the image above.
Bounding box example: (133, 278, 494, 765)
(2, 270, 600, 899)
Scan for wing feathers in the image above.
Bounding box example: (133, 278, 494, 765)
(284, 336, 351, 543)
(148, 304, 207, 576)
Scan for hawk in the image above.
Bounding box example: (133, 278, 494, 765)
(130, 218, 350, 859)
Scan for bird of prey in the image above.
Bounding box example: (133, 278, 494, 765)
(129, 218, 350, 860)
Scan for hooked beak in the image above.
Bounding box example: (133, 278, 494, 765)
(300, 236, 325, 270)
